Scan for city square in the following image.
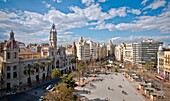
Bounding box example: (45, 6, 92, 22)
(75, 72, 145, 101)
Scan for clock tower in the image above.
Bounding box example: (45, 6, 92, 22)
(49, 24, 57, 48)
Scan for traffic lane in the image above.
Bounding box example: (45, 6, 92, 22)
(5, 78, 61, 101)
(7, 92, 39, 101)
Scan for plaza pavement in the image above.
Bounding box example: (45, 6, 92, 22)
(75, 72, 145, 101)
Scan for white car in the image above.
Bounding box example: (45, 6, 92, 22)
(38, 96, 44, 101)
(49, 87, 55, 92)
(45, 85, 53, 90)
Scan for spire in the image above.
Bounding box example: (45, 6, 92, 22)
(10, 30, 15, 40)
(50, 23, 57, 48)
(109, 40, 112, 45)
(51, 23, 56, 32)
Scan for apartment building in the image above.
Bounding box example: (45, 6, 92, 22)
(76, 37, 90, 61)
(157, 45, 170, 81)
(115, 43, 125, 62)
(123, 43, 133, 63)
(133, 39, 163, 67)
(107, 40, 114, 57)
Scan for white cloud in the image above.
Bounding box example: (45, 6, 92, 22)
(141, 0, 148, 5)
(70, 4, 127, 21)
(81, 0, 94, 6)
(0, 1, 169, 45)
(42, 1, 52, 8)
(144, 0, 166, 10)
(111, 37, 121, 41)
(54, 0, 62, 3)
(95, 22, 116, 31)
(1, 0, 7, 2)
(127, 9, 141, 15)
(108, 7, 127, 17)
(98, 0, 106, 3)
(63, 32, 73, 34)
(111, 35, 170, 46)
(0, 11, 18, 20)
(94, 6, 170, 33)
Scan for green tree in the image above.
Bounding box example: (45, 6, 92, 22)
(23, 64, 35, 85)
(45, 83, 78, 101)
(71, 58, 76, 64)
(62, 73, 75, 88)
(76, 62, 86, 82)
(145, 61, 154, 71)
(51, 68, 60, 79)
(114, 67, 118, 72)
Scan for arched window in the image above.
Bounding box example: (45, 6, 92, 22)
(13, 66, 17, 70)
(7, 52, 10, 59)
(13, 72, 17, 78)
(14, 52, 17, 58)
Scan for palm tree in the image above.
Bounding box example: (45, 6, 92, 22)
(51, 68, 60, 79)
(76, 62, 86, 85)
(45, 60, 52, 79)
(34, 62, 40, 83)
(23, 64, 35, 86)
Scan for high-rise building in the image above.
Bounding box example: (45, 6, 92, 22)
(133, 39, 163, 67)
(107, 40, 114, 57)
(76, 37, 90, 61)
(123, 43, 133, 63)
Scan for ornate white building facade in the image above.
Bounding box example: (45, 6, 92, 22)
(0, 24, 75, 90)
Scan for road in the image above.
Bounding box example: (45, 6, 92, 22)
(1, 78, 61, 101)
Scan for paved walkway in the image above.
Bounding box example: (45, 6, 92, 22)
(75, 72, 145, 101)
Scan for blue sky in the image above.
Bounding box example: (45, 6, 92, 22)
(0, 0, 170, 46)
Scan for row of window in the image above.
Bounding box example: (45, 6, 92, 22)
(7, 52, 17, 59)
(7, 72, 17, 79)
(7, 66, 17, 71)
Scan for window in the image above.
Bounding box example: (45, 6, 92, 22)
(13, 72, 17, 78)
(7, 66, 10, 71)
(14, 52, 17, 58)
(7, 73, 10, 79)
(7, 52, 10, 59)
(43, 52, 47, 56)
(13, 66, 17, 70)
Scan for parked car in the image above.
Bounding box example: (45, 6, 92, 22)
(45, 85, 53, 90)
(38, 96, 44, 101)
(49, 87, 55, 92)
(6, 91, 16, 95)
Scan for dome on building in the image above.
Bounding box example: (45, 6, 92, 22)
(79, 37, 84, 43)
(6, 30, 18, 49)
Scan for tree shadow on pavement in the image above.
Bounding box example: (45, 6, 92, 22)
(90, 98, 108, 101)
(74, 89, 91, 94)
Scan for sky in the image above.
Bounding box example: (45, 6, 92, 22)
(0, 0, 170, 46)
